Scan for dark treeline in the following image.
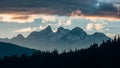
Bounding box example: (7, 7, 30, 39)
(0, 35, 120, 68)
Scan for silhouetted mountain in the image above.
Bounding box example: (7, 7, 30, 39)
(10, 34, 25, 45)
(27, 25, 53, 41)
(70, 27, 87, 39)
(12, 34, 25, 41)
(81, 32, 110, 46)
(0, 26, 110, 51)
(0, 42, 36, 57)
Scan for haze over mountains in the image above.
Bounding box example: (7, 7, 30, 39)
(0, 26, 110, 51)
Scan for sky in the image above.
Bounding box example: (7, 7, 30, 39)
(0, 0, 120, 38)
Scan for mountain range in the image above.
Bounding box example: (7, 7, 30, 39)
(0, 26, 110, 51)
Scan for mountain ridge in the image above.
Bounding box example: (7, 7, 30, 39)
(0, 26, 110, 51)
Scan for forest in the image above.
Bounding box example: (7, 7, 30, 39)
(0, 35, 120, 68)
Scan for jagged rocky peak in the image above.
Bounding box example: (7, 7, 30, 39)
(91, 32, 110, 40)
(72, 27, 85, 32)
(12, 34, 25, 40)
(27, 25, 53, 40)
(16, 34, 25, 38)
(70, 27, 87, 36)
(57, 27, 64, 31)
(41, 25, 53, 33)
(57, 27, 69, 33)
(10, 34, 25, 42)
(92, 32, 106, 36)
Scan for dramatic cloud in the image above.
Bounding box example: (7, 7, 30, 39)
(66, 20, 72, 26)
(14, 27, 37, 33)
(41, 15, 56, 23)
(0, 14, 40, 23)
(98, 0, 120, 3)
(114, 3, 120, 15)
(0, 13, 119, 23)
(0, 14, 57, 23)
(14, 25, 51, 33)
(53, 29, 58, 32)
(58, 19, 72, 26)
(39, 25, 49, 30)
(0, 0, 119, 21)
(86, 23, 95, 31)
(86, 23, 106, 31)
(70, 10, 120, 22)
(106, 33, 116, 38)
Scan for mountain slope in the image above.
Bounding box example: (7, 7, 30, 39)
(0, 42, 36, 57)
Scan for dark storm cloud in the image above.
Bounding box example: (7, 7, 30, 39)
(0, 0, 119, 18)
(84, 2, 120, 19)
(0, 0, 97, 14)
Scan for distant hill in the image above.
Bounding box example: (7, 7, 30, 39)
(0, 42, 36, 57)
(0, 26, 110, 51)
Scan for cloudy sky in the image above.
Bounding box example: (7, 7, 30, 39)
(0, 0, 120, 38)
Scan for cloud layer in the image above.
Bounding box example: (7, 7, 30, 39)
(14, 27, 37, 33)
(0, 0, 119, 20)
(0, 14, 40, 23)
(86, 23, 106, 31)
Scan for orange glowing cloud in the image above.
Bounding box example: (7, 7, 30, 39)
(0, 13, 58, 23)
(0, 14, 40, 23)
(70, 10, 120, 22)
(0, 9, 119, 24)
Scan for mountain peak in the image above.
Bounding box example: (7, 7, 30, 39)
(93, 32, 106, 36)
(41, 25, 53, 33)
(58, 27, 64, 30)
(46, 25, 51, 29)
(71, 27, 87, 36)
(68, 27, 87, 39)
(57, 27, 65, 32)
(56, 27, 70, 34)
(91, 32, 110, 39)
(72, 27, 83, 31)
(16, 34, 25, 38)
(11, 34, 25, 41)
